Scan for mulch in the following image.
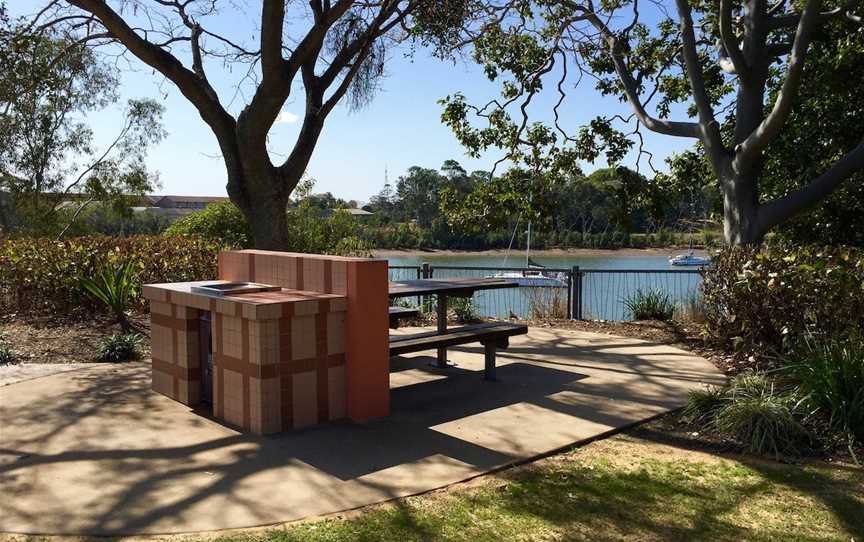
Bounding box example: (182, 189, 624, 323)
(0, 311, 150, 364)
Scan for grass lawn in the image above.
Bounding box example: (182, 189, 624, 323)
(204, 431, 863, 542)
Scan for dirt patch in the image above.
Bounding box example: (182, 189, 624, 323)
(0, 312, 150, 365)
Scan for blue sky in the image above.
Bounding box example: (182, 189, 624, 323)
(16, 1, 696, 202)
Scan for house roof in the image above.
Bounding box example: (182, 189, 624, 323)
(149, 195, 230, 205)
(340, 208, 374, 216)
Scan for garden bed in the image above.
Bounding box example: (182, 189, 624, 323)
(0, 312, 150, 365)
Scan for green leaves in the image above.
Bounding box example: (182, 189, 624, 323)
(96, 333, 142, 362)
(165, 202, 252, 249)
(0, 19, 164, 237)
(701, 245, 864, 355)
(80, 259, 139, 333)
(0, 235, 223, 316)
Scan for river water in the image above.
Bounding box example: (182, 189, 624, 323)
(379, 251, 706, 321)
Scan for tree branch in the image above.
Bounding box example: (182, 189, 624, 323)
(579, 5, 702, 139)
(757, 139, 864, 234)
(66, 0, 235, 142)
(733, 0, 821, 173)
(260, 0, 285, 79)
(239, 0, 353, 138)
(719, 0, 750, 81)
(673, 0, 727, 160)
(767, 2, 853, 29)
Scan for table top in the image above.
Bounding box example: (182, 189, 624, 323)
(143, 280, 346, 320)
(388, 277, 519, 298)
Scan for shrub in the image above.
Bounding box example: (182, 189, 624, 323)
(682, 385, 727, 423)
(96, 333, 141, 362)
(332, 236, 374, 258)
(0, 236, 223, 315)
(624, 288, 676, 321)
(684, 373, 810, 457)
(80, 260, 139, 332)
(713, 387, 807, 457)
(701, 245, 864, 354)
(0, 335, 16, 365)
(788, 335, 864, 445)
(451, 297, 479, 324)
(675, 292, 707, 324)
(164, 202, 252, 248)
(523, 286, 568, 320)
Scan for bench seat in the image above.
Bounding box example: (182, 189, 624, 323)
(389, 322, 528, 380)
(389, 306, 421, 329)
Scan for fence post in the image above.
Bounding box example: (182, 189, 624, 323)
(415, 265, 422, 306)
(566, 268, 573, 319)
(570, 265, 583, 320)
(420, 262, 432, 311)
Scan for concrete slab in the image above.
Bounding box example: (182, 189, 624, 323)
(0, 327, 724, 535)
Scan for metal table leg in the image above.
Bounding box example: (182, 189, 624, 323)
(436, 293, 448, 367)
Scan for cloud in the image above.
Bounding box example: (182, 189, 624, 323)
(275, 110, 300, 124)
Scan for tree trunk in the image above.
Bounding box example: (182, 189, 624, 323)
(722, 173, 763, 245)
(244, 192, 290, 250)
(224, 142, 294, 250)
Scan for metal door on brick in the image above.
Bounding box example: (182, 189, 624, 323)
(199, 312, 213, 404)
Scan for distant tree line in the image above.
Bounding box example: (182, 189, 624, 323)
(359, 160, 719, 250)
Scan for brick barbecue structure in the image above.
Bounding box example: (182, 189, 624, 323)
(142, 250, 389, 434)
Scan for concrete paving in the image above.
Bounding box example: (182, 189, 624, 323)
(0, 327, 724, 535)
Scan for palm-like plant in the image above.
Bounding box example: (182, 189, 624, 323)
(80, 260, 140, 333)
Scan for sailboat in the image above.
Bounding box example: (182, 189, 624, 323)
(489, 221, 568, 287)
(669, 239, 711, 266)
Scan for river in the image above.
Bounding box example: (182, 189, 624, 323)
(378, 250, 706, 321)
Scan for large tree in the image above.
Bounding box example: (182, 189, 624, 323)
(25, 0, 458, 249)
(0, 10, 164, 236)
(668, 15, 864, 245)
(434, 0, 864, 244)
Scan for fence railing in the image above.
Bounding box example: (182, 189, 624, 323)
(388, 264, 703, 321)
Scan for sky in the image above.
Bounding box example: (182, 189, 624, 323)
(13, 1, 696, 203)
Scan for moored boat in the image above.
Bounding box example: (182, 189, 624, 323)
(669, 251, 711, 266)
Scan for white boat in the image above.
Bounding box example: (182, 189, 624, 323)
(669, 251, 711, 266)
(488, 221, 568, 287)
(493, 269, 568, 287)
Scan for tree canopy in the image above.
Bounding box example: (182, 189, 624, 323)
(0, 9, 164, 236)
(430, 0, 864, 245)
(669, 16, 864, 245)
(22, 0, 472, 248)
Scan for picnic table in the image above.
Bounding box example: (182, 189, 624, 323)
(388, 278, 524, 375)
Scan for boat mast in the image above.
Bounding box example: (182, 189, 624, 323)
(526, 221, 531, 266)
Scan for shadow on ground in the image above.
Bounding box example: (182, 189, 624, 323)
(0, 328, 725, 535)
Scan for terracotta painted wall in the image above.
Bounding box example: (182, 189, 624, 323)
(217, 250, 390, 422)
(146, 295, 202, 406)
(210, 297, 347, 434)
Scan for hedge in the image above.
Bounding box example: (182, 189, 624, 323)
(701, 245, 864, 354)
(0, 235, 224, 315)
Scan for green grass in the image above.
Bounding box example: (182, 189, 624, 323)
(206, 436, 863, 542)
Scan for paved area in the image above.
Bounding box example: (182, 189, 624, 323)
(0, 327, 724, 535)
(0, 363, 96, 387)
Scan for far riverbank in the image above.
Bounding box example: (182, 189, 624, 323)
(374, 247, 710, 259)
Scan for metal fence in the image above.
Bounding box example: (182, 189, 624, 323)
(389, 264, 703, 321)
